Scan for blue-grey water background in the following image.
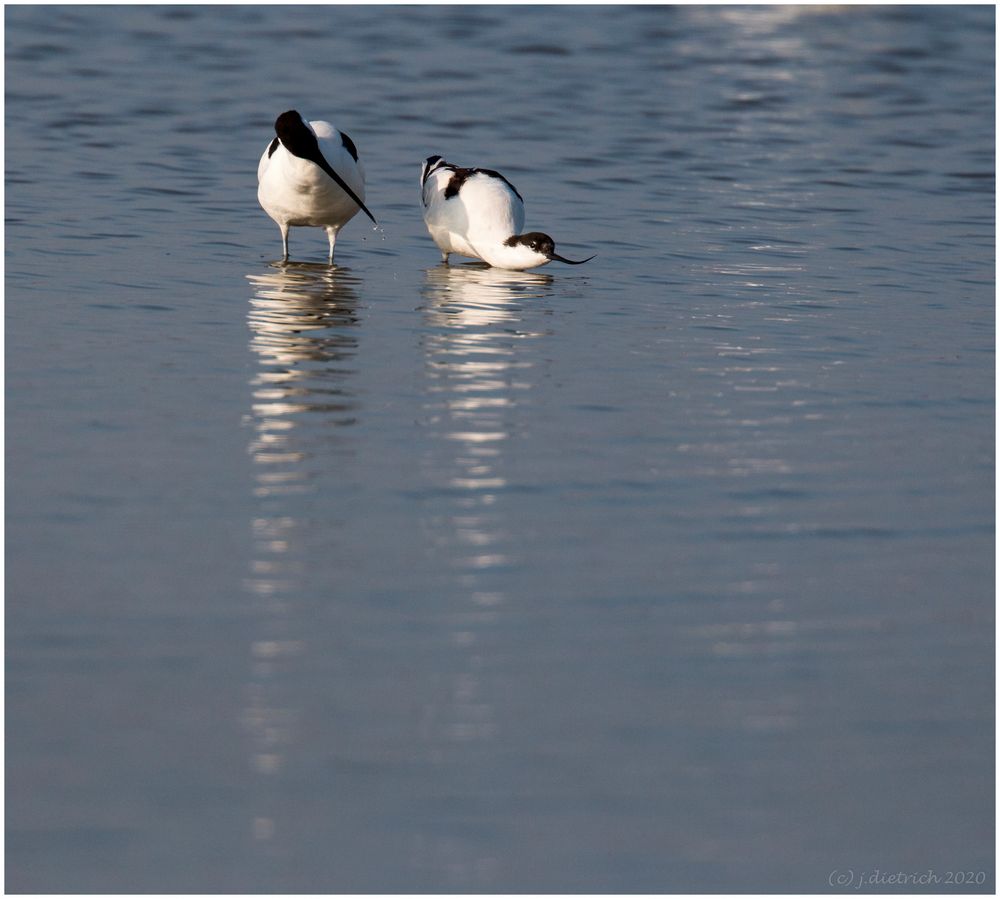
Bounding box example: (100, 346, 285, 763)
(6, 4, 994, 892)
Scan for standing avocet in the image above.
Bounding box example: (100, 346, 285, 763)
(257, 110, 376, 263)
(420, 155, 593, 271)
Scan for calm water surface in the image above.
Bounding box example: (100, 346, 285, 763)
(6, 5, 994, 892)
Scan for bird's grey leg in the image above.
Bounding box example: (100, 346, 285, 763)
(280, 224, 289, 263)
(325, 227, 338, 265)
(441, 251, 450, 264)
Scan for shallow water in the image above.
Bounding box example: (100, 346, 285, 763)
(6, 5, 994, 892)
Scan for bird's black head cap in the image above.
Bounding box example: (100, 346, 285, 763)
(505, 231, 595, 264)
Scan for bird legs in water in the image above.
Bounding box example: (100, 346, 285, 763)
(276, 225, 340, 265)
(279, 224, 290, 263)
(325, 226, 339, 265)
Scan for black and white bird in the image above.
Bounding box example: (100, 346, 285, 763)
(420, 156, 594, 271)
(257, 110, 376, 263)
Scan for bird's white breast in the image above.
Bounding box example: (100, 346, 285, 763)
(257, 122, 365, 228)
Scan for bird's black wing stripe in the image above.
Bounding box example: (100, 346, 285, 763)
(267, 136, 280, 158)
(340, 131, 359, 163)
(476, 168, 523, 202)
(443, 168, 471, 199)
(443, 167, 523, 202)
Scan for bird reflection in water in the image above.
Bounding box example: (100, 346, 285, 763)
(414, 264, 552, 886)
(241, 262, 361, 856)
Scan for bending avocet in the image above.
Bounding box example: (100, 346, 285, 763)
(420, 156, 593, 271)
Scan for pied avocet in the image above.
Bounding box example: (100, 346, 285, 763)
(420, 156, 593, 271)
(258, 110, 375, 263)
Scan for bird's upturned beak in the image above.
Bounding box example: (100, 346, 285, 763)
(549, 251, 596, 265)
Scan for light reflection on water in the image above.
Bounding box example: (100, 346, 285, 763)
(420, 264, 551, 492)
(246, 264, 361, 455)
(242, 264, 362, 852)
(232, 264, 558, 884)
(418, 264, 552, 571)
(408, 265, 554, 885)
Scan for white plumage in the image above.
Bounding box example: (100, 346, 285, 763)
(420, 156, 593, 271)
(258, 110, 375, 264)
